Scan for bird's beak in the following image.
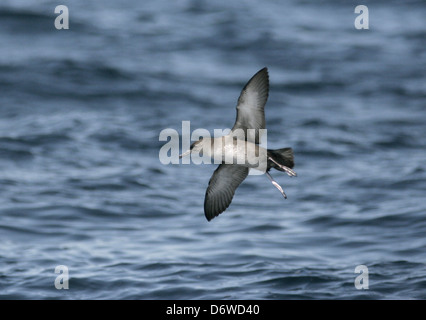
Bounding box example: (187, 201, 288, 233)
(179, 150, 191, 159)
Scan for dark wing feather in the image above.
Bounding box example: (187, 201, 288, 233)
(231, 67, 269, 144)
(204, 164, 249, 221)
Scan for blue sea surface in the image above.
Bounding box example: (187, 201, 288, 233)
(0, 0, 425, 299)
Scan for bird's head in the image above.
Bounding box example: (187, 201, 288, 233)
(179, 137, 205, 158)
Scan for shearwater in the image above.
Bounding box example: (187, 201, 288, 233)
(179, 67, 296, 221)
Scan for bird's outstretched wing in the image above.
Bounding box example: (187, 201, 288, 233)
(231, 67, 269, 144)
(204, 164, 249, 221)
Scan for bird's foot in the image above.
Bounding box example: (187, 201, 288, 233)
(266, 172, 287, 199)
(268, 157, 297, 177)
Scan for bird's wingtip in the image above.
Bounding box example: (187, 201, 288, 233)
(204, 211, 214, 222)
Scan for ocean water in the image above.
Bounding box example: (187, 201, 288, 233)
(0, 0, 425, 300)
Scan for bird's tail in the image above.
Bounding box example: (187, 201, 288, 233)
(267, 148, 294, 171)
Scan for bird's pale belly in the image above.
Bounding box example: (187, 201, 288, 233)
(209, 137, 267, 170)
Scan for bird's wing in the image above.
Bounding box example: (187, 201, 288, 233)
(231, 67, 269, 144)
(204, 164, 249, 221)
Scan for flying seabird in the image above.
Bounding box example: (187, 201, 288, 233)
(180, 67, 296, 221)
